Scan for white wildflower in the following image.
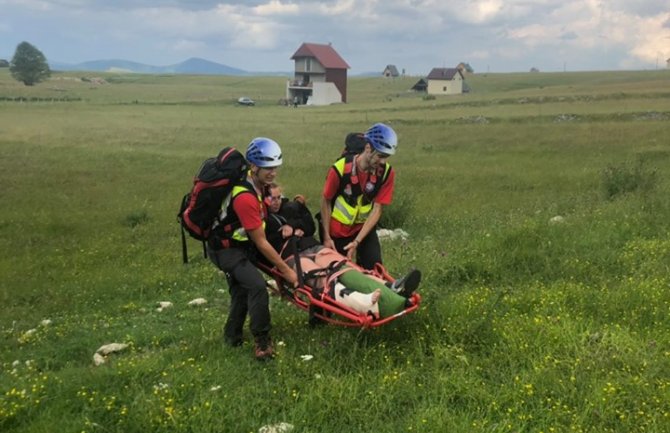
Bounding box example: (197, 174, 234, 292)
(300, 355, 314, 361)
(40, 319, 52, 327)
(549, 215, 565, 224)
(12, 360, 20, 368)
(210, 385, 222, 392)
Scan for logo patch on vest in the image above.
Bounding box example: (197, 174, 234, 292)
(365, 181, 375, 193)
(344, 184, 352, 196)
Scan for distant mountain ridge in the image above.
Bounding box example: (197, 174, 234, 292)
(49, 57, 289, 76)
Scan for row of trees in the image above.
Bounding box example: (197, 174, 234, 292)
(2, 41, 51, 86)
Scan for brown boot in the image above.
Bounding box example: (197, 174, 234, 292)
(254, 336, 274, 361)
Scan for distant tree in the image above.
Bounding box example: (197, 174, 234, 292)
(0, 59, 9, 68)
(10, 41, 51, 86)
(530, 67, 540, 73)
(463, 62, 474, 73)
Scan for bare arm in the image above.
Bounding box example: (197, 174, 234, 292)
(320, 195, 335, 250)
(248, 227, 298, 285)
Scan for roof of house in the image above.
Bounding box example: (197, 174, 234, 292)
(291, 43, 350, 69)
(384, 64, 399, 76)
(411, 78, 428, 90)
(427, 68, 463, 80)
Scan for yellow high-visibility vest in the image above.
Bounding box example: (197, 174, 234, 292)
(330, 156, 391, 226)
(229, 184, 266, 243)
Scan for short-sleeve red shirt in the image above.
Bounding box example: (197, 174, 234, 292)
(322, 163, 395, 238)
(232, 191, 266, 232)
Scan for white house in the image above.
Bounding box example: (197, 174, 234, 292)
(426, 67, 464, 95)
(287, 42, 350, 106)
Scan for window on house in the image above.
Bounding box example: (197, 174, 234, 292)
(306, 58, 312, 72)
(443, 86, 447, 91)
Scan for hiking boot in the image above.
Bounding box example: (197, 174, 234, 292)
(254, 336, 274, 361)
(224, 336, 243, 347)
(223, 326, 243, 348)
(391, 268, 422, 298)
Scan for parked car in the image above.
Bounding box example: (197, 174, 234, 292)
(237, 97, 255, 106)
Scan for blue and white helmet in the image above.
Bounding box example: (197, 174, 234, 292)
(246, 137, 283, 168)
(364, 123, 398, 155)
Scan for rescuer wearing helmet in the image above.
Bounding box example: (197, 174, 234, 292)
(208, 137, 297, 361)
(320, 123, 398, 270)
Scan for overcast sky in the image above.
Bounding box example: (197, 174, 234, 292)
(1, 0, 669, 74)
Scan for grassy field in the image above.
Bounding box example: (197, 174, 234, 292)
(1, 67, 669, 433)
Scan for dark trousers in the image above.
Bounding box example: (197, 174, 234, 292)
(333, 229, 382, 271)
(208, 247, 271, 341)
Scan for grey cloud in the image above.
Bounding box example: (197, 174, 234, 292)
(560, 31, 578, 41)
(45, 0, 264, 10)
(607, 0, 670, 17)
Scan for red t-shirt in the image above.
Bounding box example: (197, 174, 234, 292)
(322, 163, 395, 238)
(232, 191, 266, 233)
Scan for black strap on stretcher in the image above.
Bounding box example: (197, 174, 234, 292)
(288, 236, 347, 289)
(289, 236, 304, 288)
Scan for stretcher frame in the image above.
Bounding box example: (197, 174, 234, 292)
(257, 254, 421, 328)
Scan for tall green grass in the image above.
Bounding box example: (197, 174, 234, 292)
(1, 68, 669, 432)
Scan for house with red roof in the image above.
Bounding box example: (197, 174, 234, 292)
(426, 67, 465, 95)
(287, 42, 350, 105)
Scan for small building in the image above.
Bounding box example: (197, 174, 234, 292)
(456, 62, 469, 76)
(382, 64, 399, 78)
(411, 78, 428, 92)
(426, 67, 464, 95)
(287, 42, 350, 106)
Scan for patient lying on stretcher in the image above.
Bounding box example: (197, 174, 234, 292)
(263, 185, 420, 319)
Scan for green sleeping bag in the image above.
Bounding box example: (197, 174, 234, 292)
(337, 267, 408, 318)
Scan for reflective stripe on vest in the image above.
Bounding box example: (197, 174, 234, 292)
(330, 157, 390, 226)
(230, 184, 265, 243)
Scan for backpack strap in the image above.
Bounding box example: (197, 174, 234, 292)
(181, 225, 189, 264)
(181, 224, 207, 264)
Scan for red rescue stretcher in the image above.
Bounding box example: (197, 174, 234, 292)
(256, 257, 421, 328)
